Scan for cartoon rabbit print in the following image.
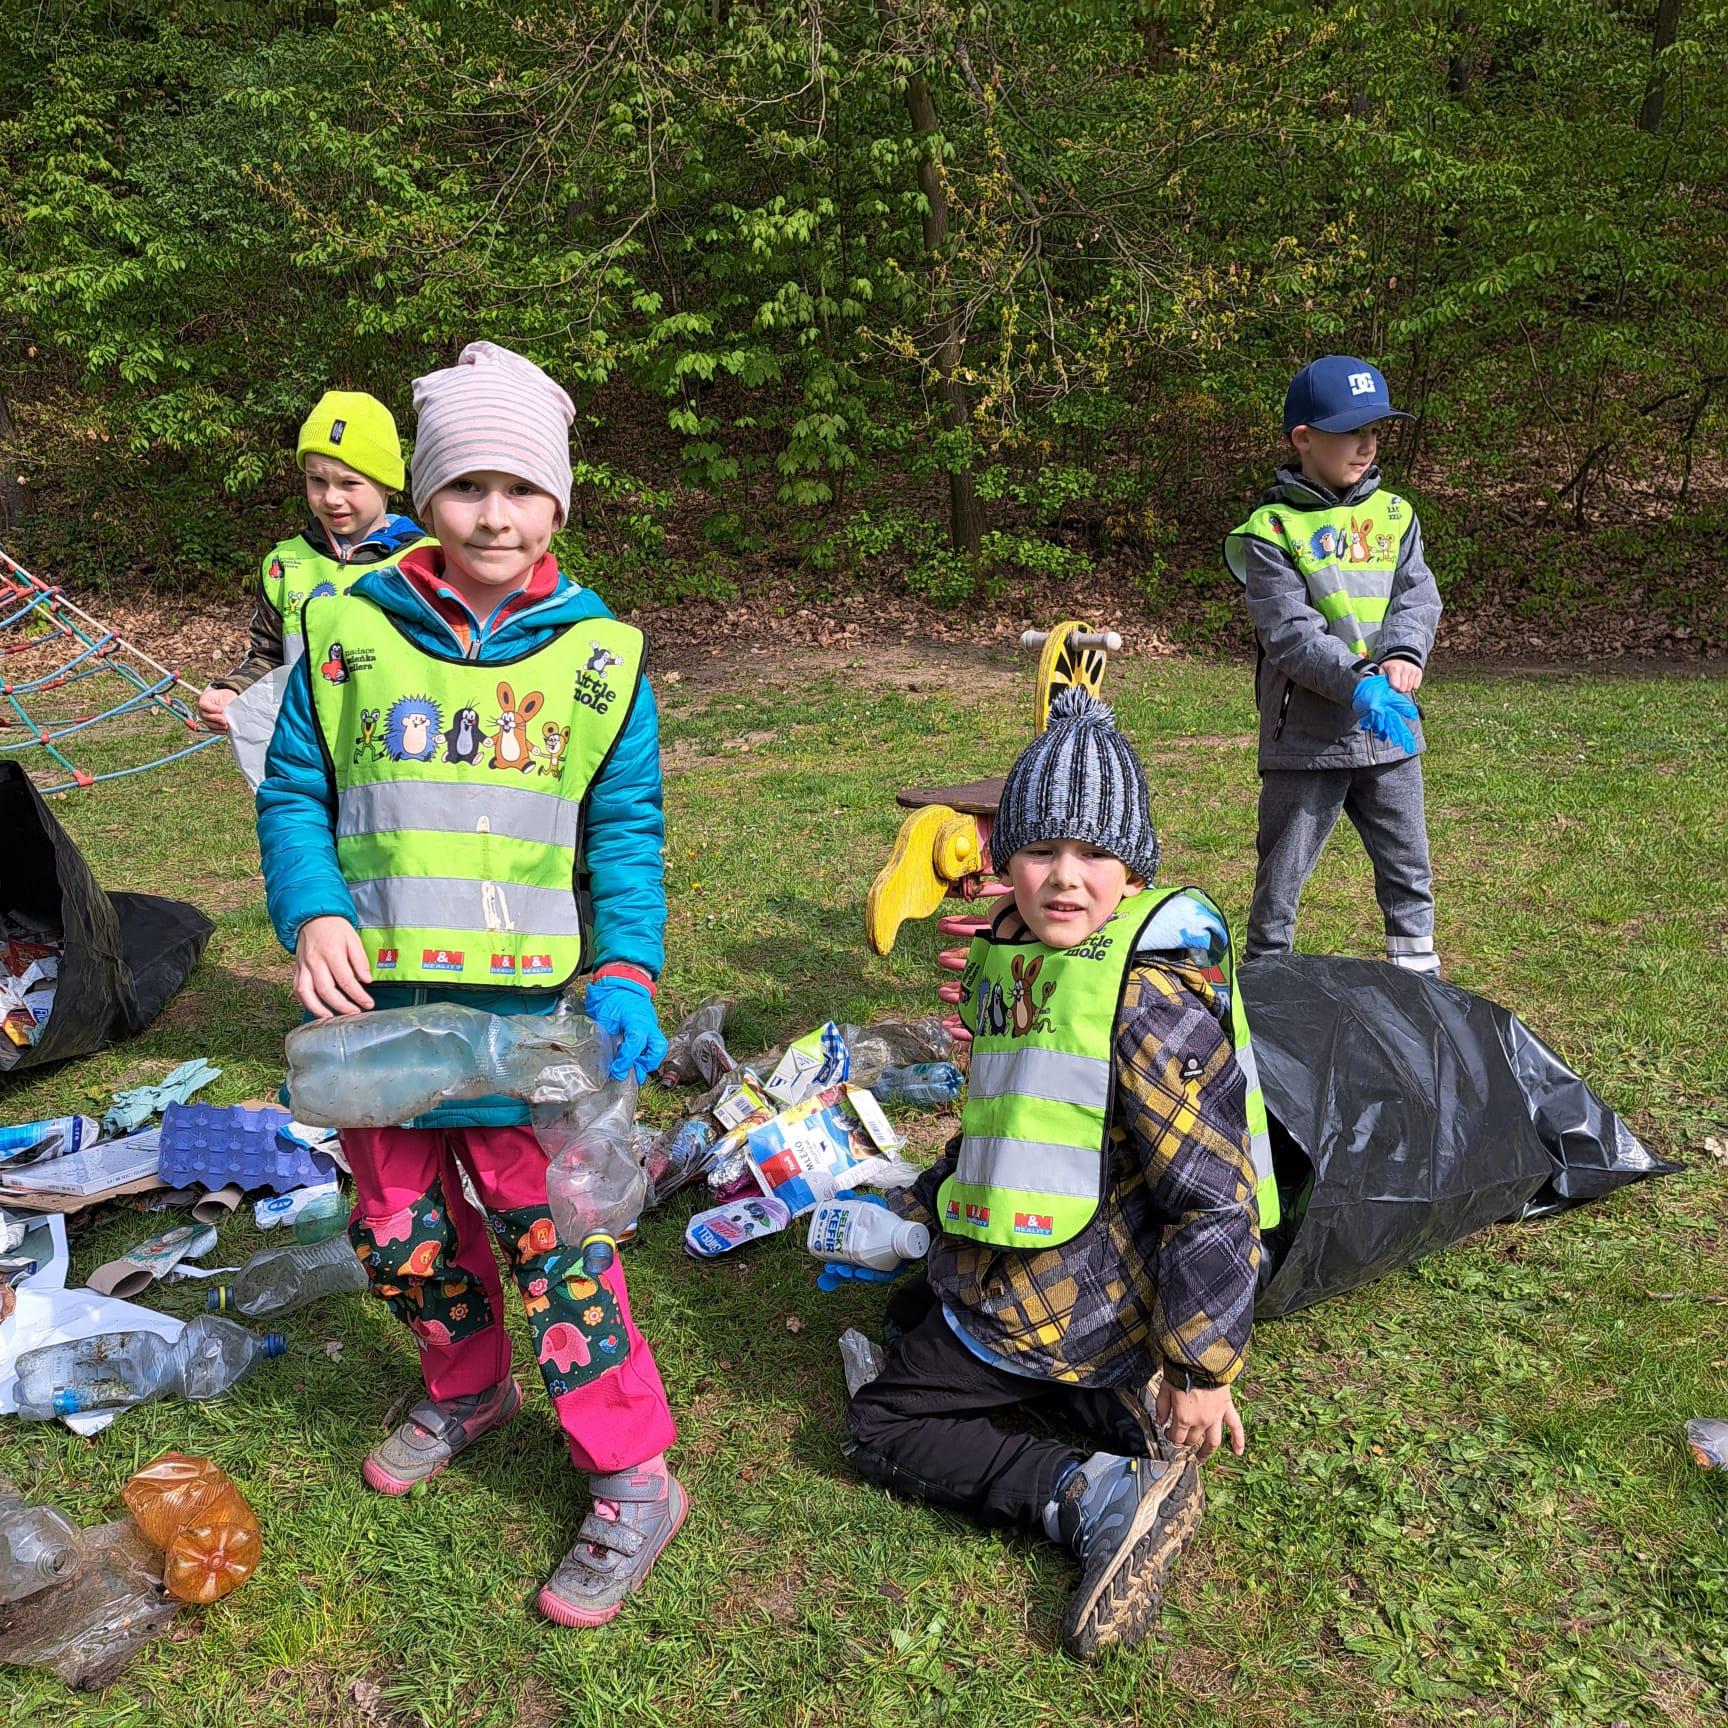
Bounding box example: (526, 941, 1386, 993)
(490, 681, 545, 772)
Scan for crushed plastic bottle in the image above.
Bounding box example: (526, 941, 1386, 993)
(208, 1231, 367, 1319)
(839, 1018, 954, 1087)
(872, 1062, 964, 1107)
(122, 1452, 261, 1605)
(13, 1317, 287, 1420)
(0, 1481, 84, 1603)
(656, 997, 732, 1085)
(541, 1081, 644, 1277)
(285, 1004, 611, 1129)
(642, 1117, 717, 1205)
(0, 1517, 177, 1690)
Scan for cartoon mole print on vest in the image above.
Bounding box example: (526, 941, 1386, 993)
(489, 681, 545, 772)
(585, 641, 622, 676)
(442, 705, 488, 765)
(320, 642, 349, 684)
(385, 695, 443, 762)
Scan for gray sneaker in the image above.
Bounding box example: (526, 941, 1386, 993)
(537, 1466, 689, 1627)
(362, 1378, 522, 1495)
(1055, 1451, 1203, 1659)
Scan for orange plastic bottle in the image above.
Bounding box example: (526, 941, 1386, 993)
(121, 1451, 261, 1604)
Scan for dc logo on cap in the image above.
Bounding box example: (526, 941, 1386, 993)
(1348, 373, 1375, 396)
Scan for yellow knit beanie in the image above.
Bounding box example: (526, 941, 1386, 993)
(295, 391, 405, 491)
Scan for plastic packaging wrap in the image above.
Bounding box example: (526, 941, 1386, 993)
(286, 1005, 610, 1129)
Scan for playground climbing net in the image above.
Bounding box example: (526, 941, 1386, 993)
(0, 543, 225, 793)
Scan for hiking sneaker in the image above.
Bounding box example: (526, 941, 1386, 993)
(1056, 1451, 1204, 1660)
(537, 1466, 689, 1628)
(361, 1377, 522, 1495)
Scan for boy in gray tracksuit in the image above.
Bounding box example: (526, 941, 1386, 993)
(1224, 356, 1443, 973)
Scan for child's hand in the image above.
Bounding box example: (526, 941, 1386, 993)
(293, 915, 375, 1019)
(197, 685, 238, 732)
(1155, 1377, 1245, 1461)
(1382, 658, 1423, 696)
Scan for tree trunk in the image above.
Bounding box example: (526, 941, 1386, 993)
(877, 1, 983, 556)
(1638, 0, 1683, 134)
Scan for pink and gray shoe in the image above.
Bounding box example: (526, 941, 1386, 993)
(537, 1464, 689, 1627)
(361, 1378, 523, 1495)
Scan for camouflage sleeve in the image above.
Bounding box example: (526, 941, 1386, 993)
(208, 578, 285, 695)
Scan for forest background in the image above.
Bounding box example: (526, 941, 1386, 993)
(0, 0, 1725, 655)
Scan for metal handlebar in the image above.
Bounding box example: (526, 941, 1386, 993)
(1020, 628, 1123, 654)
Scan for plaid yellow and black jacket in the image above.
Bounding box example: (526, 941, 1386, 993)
(893, 957, 1261, 1391)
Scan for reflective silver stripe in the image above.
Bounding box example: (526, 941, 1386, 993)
(348, 877, 583, 936)
(968, 1045, 1110, 1109)
(337, 781, 578, 851)
(954, 1135, 1099, 1199)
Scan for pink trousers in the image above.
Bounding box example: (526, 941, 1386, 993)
(342, 1123, 676, 1474)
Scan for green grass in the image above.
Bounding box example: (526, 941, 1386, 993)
(2, 650, 1727, 1726)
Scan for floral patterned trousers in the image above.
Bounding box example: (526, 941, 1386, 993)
(342, 1124, 676, 1473)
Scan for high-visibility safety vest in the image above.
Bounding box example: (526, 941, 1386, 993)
(303, 591, 644, 990)
(262, 533, 437, 646)
(1224, 493, 1414, 659)
(939, 886, 1279, 1251)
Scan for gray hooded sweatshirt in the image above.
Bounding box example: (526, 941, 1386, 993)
(1228, 466, 1441, 771)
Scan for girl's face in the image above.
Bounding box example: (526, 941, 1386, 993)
(429, 472, 560, 600)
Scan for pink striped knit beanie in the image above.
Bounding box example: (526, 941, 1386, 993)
(410, 341, 575, 525)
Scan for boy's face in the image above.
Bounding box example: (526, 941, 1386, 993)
(429, 472, 560, 595)
(1291, 422, 1380, 494)
(303, 453, 390, 543)
(1006, 839, 1143, 949)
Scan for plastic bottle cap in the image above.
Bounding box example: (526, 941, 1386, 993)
(261, 1332, 288, 1358)
(894, 1221, 932, 1260)
(207, 1285, 233, 1312)
(51, 1389, 88, 1416)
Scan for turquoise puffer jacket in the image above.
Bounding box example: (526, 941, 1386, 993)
(256, 561, 665, 1127)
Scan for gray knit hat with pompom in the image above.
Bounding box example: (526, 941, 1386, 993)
(989, 687, 1160, 885)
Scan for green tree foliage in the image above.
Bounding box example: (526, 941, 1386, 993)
(0, 0, 1723, 598)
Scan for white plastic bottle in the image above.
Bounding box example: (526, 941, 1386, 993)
(806, 1199, 930, 1271)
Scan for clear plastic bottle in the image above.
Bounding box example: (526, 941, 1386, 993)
(541, 1082, 644, 1276)
(13, 1318, 287, 1420)
(839, 1018, 954, 1086)
(0, 1484, 84, 1602)
(285, 1004, 610, 1128)
(656, 997, 732, 1084)
(872, 1062, 965, 1107)
(207, 1231, 367, 1319)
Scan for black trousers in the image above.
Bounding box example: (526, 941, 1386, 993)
(844, 1279, 1150, 1532)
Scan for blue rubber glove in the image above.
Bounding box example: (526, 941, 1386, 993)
(817, 1261, 907, 1293)
(584, 976, 668, 1083)
(1350, 673, 1420, 754)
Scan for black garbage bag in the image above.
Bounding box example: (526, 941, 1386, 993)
(1242, 955, 1676, 1319)
(0, 761, 213, 1074)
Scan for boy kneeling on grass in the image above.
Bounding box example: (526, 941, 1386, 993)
(845, 689, 1280, 1659)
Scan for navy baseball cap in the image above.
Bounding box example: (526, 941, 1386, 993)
(1283, 356, 1414, 436)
